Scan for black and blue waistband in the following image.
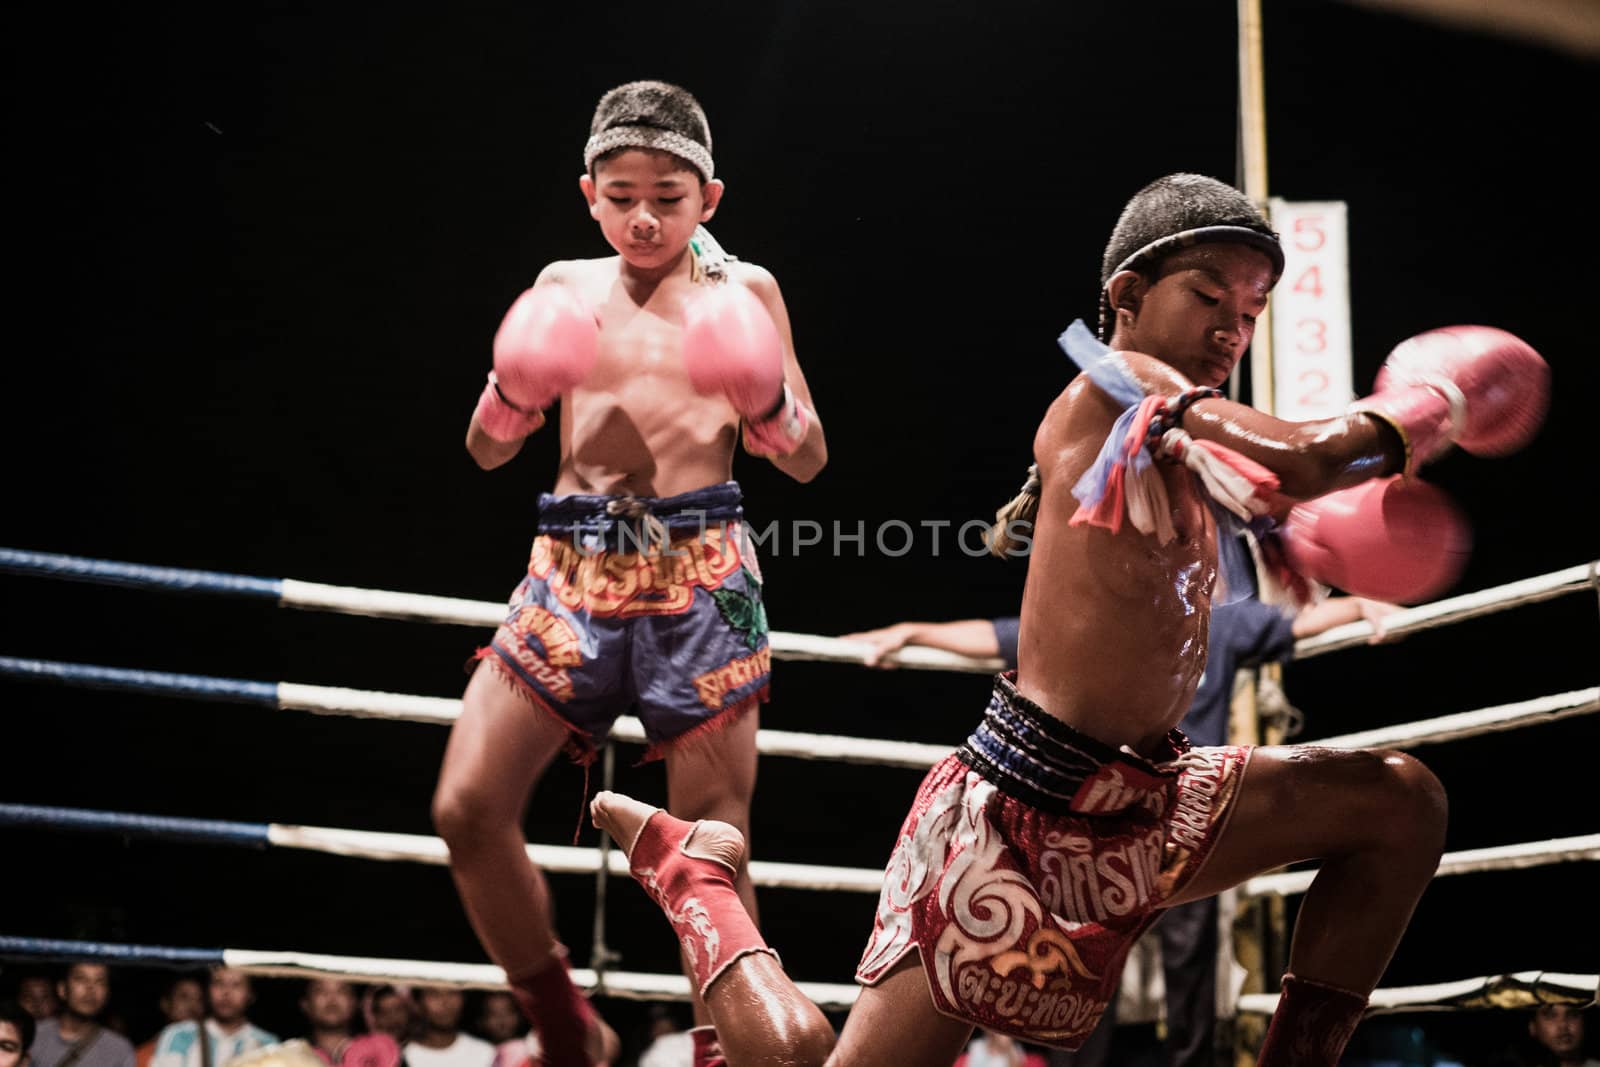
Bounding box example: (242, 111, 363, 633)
(956, 673, 1187, 816)
(536, 481, 744, 542)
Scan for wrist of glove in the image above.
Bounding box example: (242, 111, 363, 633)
(741, 382, 810, 458)
(1348, 377, 1465, 475)
(474, 371, 547, 443)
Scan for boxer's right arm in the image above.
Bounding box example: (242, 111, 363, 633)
(1116, 350, 1401, 501)
(466, 265, 598, 470)
(1125, 325, 1548, 500)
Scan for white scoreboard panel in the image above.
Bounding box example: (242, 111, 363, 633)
(1268, 199, 1353, 420)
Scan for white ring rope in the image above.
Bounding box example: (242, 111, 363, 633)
(268, 824, 885, 893)
(269, 679, 1600, 763)
(6, 550, 1589, 676)
(6, 799, 1589, 897)
(215, 948, 862, 1010)
(1242, 832, 1600, 898)
(279, 580, 1001, 673)
(1238, 971, 1598, 1017)
(1309, 687, 1599, 751)
(275, 680, 957, 767)
(1290, 561, 1598, 658)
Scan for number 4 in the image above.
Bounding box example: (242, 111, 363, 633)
(1293, 265, 1323, 299)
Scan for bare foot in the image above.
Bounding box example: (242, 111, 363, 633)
(590, 790, 745, 875)
(589, 789, 664, 858)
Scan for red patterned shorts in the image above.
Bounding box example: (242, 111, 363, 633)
(855, 674, 1250, 1049)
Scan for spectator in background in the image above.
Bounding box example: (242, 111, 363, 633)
(844, 590, 1401, 1066)
(148, 968, 276, 1067)
(469, 996, 519, 1050)
(401, 991, 491, 1067)
(954, 1030, 1048, 1067)
(136, 977, 204, 1067)
(2, 1000, 37, 1067)
(298, 981, 398, 1067)
(15, 978, 58, 1024)
(27, 965, 134, 1067)
(359, 990, 411, 1050)
(470, 994, 527, 1067)
(1528, 1005, 1599, 1067)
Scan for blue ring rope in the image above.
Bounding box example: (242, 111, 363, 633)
(0, 804, 271, 849)
(0, 658, 279, 706)
(0, 936, 223, 968)
(0, 547, 282, 600)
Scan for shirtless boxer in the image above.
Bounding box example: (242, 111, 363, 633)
(431, 80, 826, 1066)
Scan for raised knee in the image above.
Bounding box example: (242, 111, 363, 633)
(770, 1007, 837, 1066)
(1374, 749, 1448, 851)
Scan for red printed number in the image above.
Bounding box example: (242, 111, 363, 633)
(1297, 369, 1330, 407)
(1293, 216, 1326, 252)
(1295, 318, 1328, 354)
(1293, 265, 1323, 299)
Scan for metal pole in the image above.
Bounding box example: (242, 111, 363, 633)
(589, 743, 621, 986)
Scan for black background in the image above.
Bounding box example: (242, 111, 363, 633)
(3, 1, 1596, 1063)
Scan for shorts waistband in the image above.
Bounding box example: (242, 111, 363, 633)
(536, 481, 744, 538)
(957, 673, 1188, 816)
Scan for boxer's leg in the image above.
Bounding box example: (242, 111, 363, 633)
(1165, 746, 1447, 1065)
(433, 661, 603, 1066)
(591, 789, 974, 1067)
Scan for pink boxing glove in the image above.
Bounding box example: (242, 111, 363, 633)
(1351, 325, 1549, 473)
(1277, 475, 1471, 604)
(682, 282, 810, 457)
(682, 283, 787, 415)
(474, 284, 599, 443)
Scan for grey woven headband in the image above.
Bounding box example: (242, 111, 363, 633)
(583, 125, 714, 181)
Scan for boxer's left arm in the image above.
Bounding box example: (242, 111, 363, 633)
(738, 265, 827, 482)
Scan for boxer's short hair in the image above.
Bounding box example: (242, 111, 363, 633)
(1098, 173, 1283, 338)
(584, 80, 714, 181)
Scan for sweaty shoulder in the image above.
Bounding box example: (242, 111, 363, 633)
(1114, 349, 1195, 396)
(726, 259, 781, 298)
(1035, 375, 1116, 467)
(532, 257, 615, 288)
(1035, 348, 1201, 464)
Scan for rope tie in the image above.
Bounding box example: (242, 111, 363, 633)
(603, 498, 669, 554)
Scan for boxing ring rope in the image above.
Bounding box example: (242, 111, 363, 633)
(1291, 559, 1599, 658)
(1310, 687, 1600, 750)
(0, 803, 887, 894)
(3, 548, 1596, 1027)
(0, 656, 955, 768)
(1239, 971, 1599, 1017)
(1243, 832, 1600, 898)
(0, 547, 1004, 674)
(0, 936, 862, 1009)
(2, 934, 1592, 1018)
(9, 546, 1595, 670)
(3, 801, 1594, 899)
(5, 656, 1593, 763)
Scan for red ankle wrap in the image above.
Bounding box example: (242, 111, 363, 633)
(1257, 973, 1367, 1067)
(628, 812, 773, 996)
(506, 953, 598, 1067)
